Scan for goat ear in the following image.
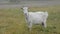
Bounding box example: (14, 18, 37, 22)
(21, 8, 23, 9)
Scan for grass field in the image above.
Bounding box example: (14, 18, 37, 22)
(0, 5, 60, 34)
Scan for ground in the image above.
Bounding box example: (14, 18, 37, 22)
(0, 1, 60, 34)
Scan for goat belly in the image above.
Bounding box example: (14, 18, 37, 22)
(32, 19, 42, 24)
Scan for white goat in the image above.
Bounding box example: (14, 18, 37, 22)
(22, 7, 48, 31)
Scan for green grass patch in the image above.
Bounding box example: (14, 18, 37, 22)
(0, 5, 60, 34)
